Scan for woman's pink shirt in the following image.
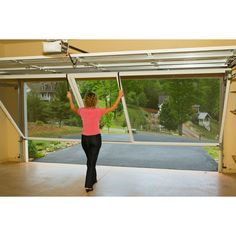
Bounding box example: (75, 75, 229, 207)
(77, 107, 106, 135)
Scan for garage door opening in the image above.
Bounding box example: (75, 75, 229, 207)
(27, 76, 222, 172)
(1, 45, 234, 172)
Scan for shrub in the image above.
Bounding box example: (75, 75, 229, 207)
(64, 117, 82, 126)
(28, 140, 38, 158)
(35, 120, 44, 125)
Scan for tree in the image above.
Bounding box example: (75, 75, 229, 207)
(102, 112, 114, 132)
(126, 91, 138, 105)
(79, 80, 118, 108)
(27, 92, 49, 122)
(159, 99, 178, 131)
(162, 79, 196, 135)
(138, 91, 148, 107)
(122, 79, 162, 109)
(49, 82, 71, 127)
(193, 79, 220, 120)
(143, 80, 162, 108)
(50, 99, 70, 127)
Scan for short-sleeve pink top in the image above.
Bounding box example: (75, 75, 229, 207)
(77, 108, 106, 136)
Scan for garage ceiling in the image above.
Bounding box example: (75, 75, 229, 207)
(0, 46, 236, 76)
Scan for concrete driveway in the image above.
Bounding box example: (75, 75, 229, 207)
(34, 136, 218, 171)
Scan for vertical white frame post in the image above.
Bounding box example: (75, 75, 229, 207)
(23, 82, 29, 162)
(218, 74, 231, 172)
(17, 80, 23, 161)
(116, 73, 134, 143)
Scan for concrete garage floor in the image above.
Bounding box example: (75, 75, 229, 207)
(1, 162, 236, 196)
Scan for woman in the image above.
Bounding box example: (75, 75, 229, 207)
(67, 90, 124, 192)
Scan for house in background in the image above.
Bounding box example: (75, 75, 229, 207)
(27, 82, 57, 101)
(198, 112, 211, 131)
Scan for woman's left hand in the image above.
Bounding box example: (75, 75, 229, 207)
(119, 90, 124, 97)
(67, 91, 72, 100)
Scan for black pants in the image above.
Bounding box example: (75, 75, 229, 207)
(81, 134, 102, 188)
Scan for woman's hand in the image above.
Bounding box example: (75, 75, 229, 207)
(67, 91, 77, 113)
(119, 90, 124, 98)
(104, 90, 124, 114)
(67, 91, 72, 100)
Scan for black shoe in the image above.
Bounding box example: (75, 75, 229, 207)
(85, 187, 93, 193)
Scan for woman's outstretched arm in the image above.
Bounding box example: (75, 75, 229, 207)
(104, 90, 124, 114)
(67, 91, 78, 114)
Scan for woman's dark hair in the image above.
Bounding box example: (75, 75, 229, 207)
(84, 92, 98, 108)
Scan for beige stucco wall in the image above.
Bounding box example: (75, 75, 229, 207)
(1, 39, 236, 56)
(0, 109, 7, 160)
(0, 86, 19, 122)
(0, 40, 43, 56)
(70, 39, 236, 53)
(223, 67, 236, 173)
(0, 42, 4, 55)
(0, 86, 20, 162)
(0, 108, 20, 163)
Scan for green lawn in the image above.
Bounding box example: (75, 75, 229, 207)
(28, 122, 82, 137)
(204, 146, 220, 161)
(190, 120, 219, 140)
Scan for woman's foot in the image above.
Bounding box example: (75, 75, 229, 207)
(85, 187, 93, 193)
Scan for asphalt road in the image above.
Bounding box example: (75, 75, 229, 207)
(34, 133, 218, 171)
